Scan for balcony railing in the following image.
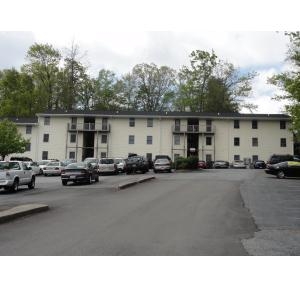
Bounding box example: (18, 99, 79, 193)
(173, 124, 215, 133)
(68, 123, 110, 132)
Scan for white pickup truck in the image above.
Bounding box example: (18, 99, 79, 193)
(0, 161, 35, 192)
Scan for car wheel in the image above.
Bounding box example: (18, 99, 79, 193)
(44, 173, 48, 177)
(154, 169, 157, 173)
(62, 180, 68, 186)
(277, 170, 285, 179)
(28, 176, 35, 189)
(95, 175, 99, 182)
(168, 169, 172, 173)
(10, 179, 19, 192)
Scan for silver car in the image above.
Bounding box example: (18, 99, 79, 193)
(43, 161, 66, 176)
(153, 158, 172, 173)
(114, 158, 126, 172)
(99, 158, 118, 175)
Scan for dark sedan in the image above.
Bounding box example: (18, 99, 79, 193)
(265, 161, 300, 179)
(213, 160, 229, 169)
(253, 160, 266, 169)
(61, 162, 99, 185)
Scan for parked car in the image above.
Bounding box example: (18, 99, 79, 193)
(232, 160, 246, 169)
(154, 155, 171, 162)
(83, 158, 100, 172)
(24, 161, 42, 175)
(0, 161, 35, 192)
(61, 159, 77, 166)
(114, 158, 126, 172)
(265, 161, 300, 179)
(213, 160, 229, 169)
(153, 158, 172, 173)
(125, 156, 149, 174)
(266, 154, 294, 168)
(98, 158, 118, 175)
(198, 160, 207, 169)
(253, 160, 266, 169)
(61, 162, 99, 185)
(38, 160, 56, 174)
(43, 161, 66, 176)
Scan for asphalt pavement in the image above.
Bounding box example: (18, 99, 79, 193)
(0, 169, 299, 255)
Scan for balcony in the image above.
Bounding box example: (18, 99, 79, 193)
(68, 123, 110, 132)
(173, 124, 215, 134)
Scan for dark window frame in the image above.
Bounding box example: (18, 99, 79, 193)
(129, 118, 135, 127)
(280, 138, 287, 147)
(70, 133, 76, 143)
(147, 118, 153, 127)
(43, 133, 49, 143)
(252, 120, 258, 129)
(234, 120, 239, 129)
(234, 155, 240, 161)
(252, 137, 258, 147)
(234, 137, 240, 146)
(26, 125, 32, 134)
(69, 151, 76, 159)
(146, 135, 153, 145)
(42, 151, 48, 160)
(101, 134, 108, 144)
(174, 135, 180, 145)
(280, 120, 286, 129)
(44, 116, 50, 125)
(206, 136, 212, 146)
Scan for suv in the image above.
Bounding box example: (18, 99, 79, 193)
(267, 154, 294, 168)
(125, 156, 149, 174)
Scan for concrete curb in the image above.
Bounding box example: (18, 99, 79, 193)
(0, 204, 49, 224)
(118, 176, 155, 190)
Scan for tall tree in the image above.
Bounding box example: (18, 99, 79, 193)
(175, 50, 257, 112)
(23, 43, 61, 110)
(0, 68, 40, 117)
(92, 69, 124, 110)
(0, 119, 29, 160)
(126, 63, 177, 111)
(269, 32, 300, 134)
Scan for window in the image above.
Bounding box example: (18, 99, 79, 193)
(101, 152, 107, 158)
(206, 120, 212, 132)
(70, 133, 76, 143)
(44, 116, 50, 125)
(129, 118, 135, 127)
(42, 151, 48, 160)
(101, 134, 107, 144)
(234, 120, 239, 129)
(280, 120, 286, 129)
(234, 137, 240, 146)
(280, 138, 287, 147)
(147, 118, 153, 127)
(252, 155, 258, 162)
(174, 154, 180, 160)
(175, 119, 180, 131)
(234, 155, 240, 161)
(146, 153, 152, 161)
(252, 120, 258, 129)
(25, 142, 31, 152)
(129, 135, 135, 144)
(43, 133, 49, 142)
(26, 125, 32, 134)
(206, 137, 212, 146)
(252, 137, 258, 147)
(206, 154, 212, 162)
(147, 136, 153, 145)
(69, 151, 75, 159)
(102, 118, 108, 130)
(174, 135, 180, 145)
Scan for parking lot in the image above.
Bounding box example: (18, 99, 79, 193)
(0, 169, 299, 255)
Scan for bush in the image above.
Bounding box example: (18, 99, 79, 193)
(175, 156, 199, 170)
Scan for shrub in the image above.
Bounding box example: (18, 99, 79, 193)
(175, 156, 199, 170)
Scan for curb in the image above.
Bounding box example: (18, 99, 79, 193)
(118, 176, 155, 190)
(0, 204, 49, 224)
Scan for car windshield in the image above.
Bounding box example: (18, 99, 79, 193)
(67, 162, 87, 169)
(38, 161, 50, 165)
(100, 158, 114, 164)
(47, 162, 60, 166)
(84, 158, 97, 163)
(155, 159, 170, 164)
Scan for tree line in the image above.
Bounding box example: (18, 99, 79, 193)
(0, 42, 259, 117)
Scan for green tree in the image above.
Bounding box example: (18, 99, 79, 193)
(92, 69, 124, 110)
(23, 43, 61, 110)
(0, 119, 29, 160)
(175, 50, 257, 112)
(126, 63, 177, 111)
(269, 32, 300, 134)
(0, 68, 40, 117)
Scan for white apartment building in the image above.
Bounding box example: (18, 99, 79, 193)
(9, 110, 294, 163)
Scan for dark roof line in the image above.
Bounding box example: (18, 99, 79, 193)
(36, 110, 290, 119)
(0, 116, 38, 124)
